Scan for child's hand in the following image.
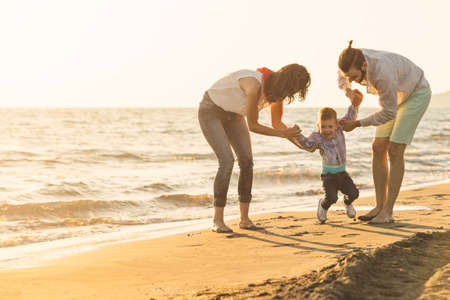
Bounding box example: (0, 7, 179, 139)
(345, 88, 353, 98)
(351, 89, 363, 106)
(282, 124, 302, 139)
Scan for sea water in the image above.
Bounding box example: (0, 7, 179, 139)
(0, 106, 448, 268)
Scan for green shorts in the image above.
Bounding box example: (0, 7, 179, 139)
(375, 87, 431, 145)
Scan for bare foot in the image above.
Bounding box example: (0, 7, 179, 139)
(370, 213, 395, 224)
(358, 207, 382, 221)
(239, 220, 263, 230)
(212, 222, 233, 233)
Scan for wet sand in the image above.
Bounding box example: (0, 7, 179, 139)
(0, 182, 449, 299)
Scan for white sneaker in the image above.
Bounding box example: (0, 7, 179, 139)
(317, 199, 328, 223)
(345, 203, 356, 218)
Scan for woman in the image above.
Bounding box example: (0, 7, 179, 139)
(337, 41, 431, 223)
(198, 64, 311, 233)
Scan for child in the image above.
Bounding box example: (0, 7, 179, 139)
(297, 90, 362, 223)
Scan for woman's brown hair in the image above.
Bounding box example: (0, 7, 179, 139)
(338, 40, 365, 73)
(264, 63, 311, 104)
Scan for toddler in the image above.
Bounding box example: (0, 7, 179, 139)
(297, 90, 362, 223)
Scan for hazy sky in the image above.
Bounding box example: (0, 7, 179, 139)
(1, 0, 449, 107)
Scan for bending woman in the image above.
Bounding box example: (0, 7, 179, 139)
(198, 64, 311, 233)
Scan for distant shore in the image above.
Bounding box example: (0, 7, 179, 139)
(0, 182, 449, 299)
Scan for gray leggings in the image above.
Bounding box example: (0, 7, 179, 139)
(198, 92, 253, 207)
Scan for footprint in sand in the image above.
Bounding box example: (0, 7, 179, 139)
(294, 250, 312, 255)
(432, 193, 449, 198)
(291, 231, 309, 236)
(279, 225, 303, 229)
(342, 241, 356, 245)
(328, 220, 343, 224)
(183, 244, 203, 247)
(272, 243, 298, 248)
(312, 231, 325, 236)
(420, 212, 433, 215)
(405, 195, 421, 200)
(400, 201, 412, 205)
(341, 233, 359, 238)
(270, 216, 288, 220)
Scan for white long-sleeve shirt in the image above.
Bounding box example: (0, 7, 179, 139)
(338, 49, 430, 127)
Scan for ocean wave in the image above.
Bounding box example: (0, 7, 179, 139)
(293, 182, 372, 197)
(295, 189, 323, 196)
(258, 151, 300, 157)
(153, 153, 216, 162)
(406, 149, 450, 157)
(0, 199, 140, 221)
(1, 150, 39, 157)
(0, 222, 123, 248)
(0, 214, 205, 248)
(97, 152, 145, 161)
(431, 133, 450, 139)
(154, 193, 213, 207)
(415, 134, 450, 142)
(253, 169, 319, 183)
(76, 152, 217, 163)
(36, 181, 98, 198)
(0, 226, 112, 248)
(135, 183, 174, 192)
(0, 158, 67, 165)
(68, 149, 146, 162)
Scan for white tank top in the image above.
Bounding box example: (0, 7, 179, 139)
(207, 69, 268, 115)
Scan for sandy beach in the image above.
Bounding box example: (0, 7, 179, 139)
(0, 182, 449, 300)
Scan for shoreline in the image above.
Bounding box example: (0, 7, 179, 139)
(0, 181, 449, 299)
(1, 178, 448, 271)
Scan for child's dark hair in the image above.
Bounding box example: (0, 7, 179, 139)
(265, 64, 311, 103)
(319, 107, 337, 121)
(338, 40, 365, 73)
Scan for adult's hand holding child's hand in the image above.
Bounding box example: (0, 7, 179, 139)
(345, 88, 363, 106)
(282, 124, 301, 138)
(340, 120, 360, 132)
(350, 89, 363, 106)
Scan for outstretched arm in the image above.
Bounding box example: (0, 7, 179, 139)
(240, 77, 300, 138)
(340, 89, 362, 130)
(339, 104, 359, 122)
(296, 132, 321, 152)
(270, 101, 304, 150)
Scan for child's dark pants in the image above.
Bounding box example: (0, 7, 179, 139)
(320, 171, 359, 209)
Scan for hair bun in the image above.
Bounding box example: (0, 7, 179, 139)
(348, 40, 353, 49)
